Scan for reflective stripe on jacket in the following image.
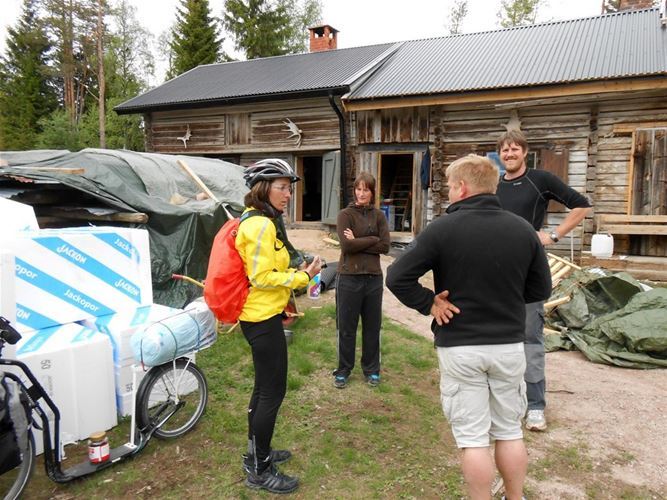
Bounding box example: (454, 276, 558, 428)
(236, 208, 309, 322)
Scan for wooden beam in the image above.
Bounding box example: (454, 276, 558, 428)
(40, 207, 148, 223)
(544, 295, 572, 311)
(613, 121, 667, 133)
(601, 224, 667, 236)
(177, 159, 219, 204)
(6, 166, 85, 174)
(598, 215, 667, 224)
(342, 78, 667, 112)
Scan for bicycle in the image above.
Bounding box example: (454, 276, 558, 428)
(0, 315, 208, 499)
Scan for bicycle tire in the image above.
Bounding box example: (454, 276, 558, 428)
(1, 429, 35, 500)
(135, 358, 208, 439)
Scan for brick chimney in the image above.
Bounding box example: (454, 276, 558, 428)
(308, 25, 338, 52)
(618, 0, 657, 10)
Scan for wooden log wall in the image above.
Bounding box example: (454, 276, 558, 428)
(428, 90, 667, 258)
(147, 98, 340, 154)
(595, 92, 667, 257)
(356, 108, 430, 144)
(429, 101, 591, 256)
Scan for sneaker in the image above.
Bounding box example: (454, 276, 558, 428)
(366, 373, 380, 387)
(525, 409, 547, 431)
(501, 496, 526, 500)
(245, 461, 299, 494)
(242, 450, 292, 473)
(333, 374, 348, 389)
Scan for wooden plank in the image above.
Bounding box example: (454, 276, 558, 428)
(7, 166, 85, 174)
(580, 254, 667, 281)
(40, 207, 148, 223)
(176, 159, 219, 204)
(600, 224, 667, 236)
(599, 215, 667, 224)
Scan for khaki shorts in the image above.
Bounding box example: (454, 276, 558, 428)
(437, 343, 527, 448)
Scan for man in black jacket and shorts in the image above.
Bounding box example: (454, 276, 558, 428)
(387, 154, 552, 500)
(496, 130, 592, 432)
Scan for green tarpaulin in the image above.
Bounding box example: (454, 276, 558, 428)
(545, 269, 667, 369)
(1, 149, 248, 307)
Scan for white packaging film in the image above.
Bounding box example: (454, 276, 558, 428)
(79, 303, 181, 416)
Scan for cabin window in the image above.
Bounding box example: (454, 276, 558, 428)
(632, 128, 667, 216)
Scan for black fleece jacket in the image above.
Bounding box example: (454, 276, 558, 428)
(386, 194, 552, 347)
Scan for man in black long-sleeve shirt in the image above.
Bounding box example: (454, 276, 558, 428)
(386, 155, 551, 500)
(496, 130, 592, 432)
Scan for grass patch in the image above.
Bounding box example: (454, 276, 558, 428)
(21, 305, 464, 499)
(16, 304, 661, 498)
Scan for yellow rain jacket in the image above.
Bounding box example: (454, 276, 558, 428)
(235, 208, 310, 322)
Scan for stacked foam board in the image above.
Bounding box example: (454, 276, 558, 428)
(6, 226, 152, 333)
(14, 323, 117, 455)
(79, 303, 184, 416)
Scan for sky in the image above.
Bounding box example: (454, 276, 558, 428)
(1, 0, 604, 83)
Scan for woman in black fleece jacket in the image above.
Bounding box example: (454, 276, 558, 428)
(333, 172, 390, 388)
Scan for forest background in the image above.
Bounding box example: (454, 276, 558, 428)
(0, 0, 631, 153)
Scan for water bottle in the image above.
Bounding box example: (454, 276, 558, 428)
(308, 272, 321, 299)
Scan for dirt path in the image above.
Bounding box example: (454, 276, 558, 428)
(288, 227, 667, 497)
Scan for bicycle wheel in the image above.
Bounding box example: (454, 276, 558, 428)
(0, 429, 35, 500)
(135, 358, 208, 439)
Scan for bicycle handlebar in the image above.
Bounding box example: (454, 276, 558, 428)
(0, 316, 22, 345)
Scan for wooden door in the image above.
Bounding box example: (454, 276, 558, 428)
(321, 151, 340, 225)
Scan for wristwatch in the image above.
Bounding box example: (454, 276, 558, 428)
(549, 231, 560, 243)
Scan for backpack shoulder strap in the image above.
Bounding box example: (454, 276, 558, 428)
(239, 209, 264, 223)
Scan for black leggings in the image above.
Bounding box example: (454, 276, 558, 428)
(240, 314, 288, 462)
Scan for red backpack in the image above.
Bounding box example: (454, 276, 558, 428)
(204, 210, 261, 324)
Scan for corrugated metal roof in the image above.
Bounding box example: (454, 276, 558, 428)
(348, 8, 667, 100)
(115, 43, 394, 113)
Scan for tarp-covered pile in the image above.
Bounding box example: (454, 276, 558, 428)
(0, 149, 248, 307)
(545, 269, 667, 368)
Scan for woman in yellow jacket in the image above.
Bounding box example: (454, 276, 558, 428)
(236, 159, 322, 494)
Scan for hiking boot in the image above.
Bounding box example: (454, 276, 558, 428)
(333, 374, 348, 389)
(242, 450, 292, 473)
(366, 373, 380, 387)
(245, 461, 299, 494)
(525, 409, 547, 431)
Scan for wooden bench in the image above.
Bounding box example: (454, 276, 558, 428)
(581, 214, 667, 282)
(596, 214, 667, 236)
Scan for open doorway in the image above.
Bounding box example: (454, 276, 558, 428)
(379, 154, 413, 232)
(301, 156, 322, 221)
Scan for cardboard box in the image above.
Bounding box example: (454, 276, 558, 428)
(8, 227, 152, 333)
(15, 323, 117, 453)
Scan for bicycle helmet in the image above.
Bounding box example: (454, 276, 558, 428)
(243, 158, 300, 188)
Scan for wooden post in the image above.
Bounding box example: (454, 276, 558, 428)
(177, 159, 233, 219)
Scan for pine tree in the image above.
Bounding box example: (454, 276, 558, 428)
(497, 0, 543, 28)
(105, 0, 153, 149)
(223, 0, 322, 60)
(42, 0, 99, 125)
(169, 0, 223, 78)
(0, 0, 57, 150)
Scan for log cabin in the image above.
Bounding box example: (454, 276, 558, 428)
(115, 3, 667, 280)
